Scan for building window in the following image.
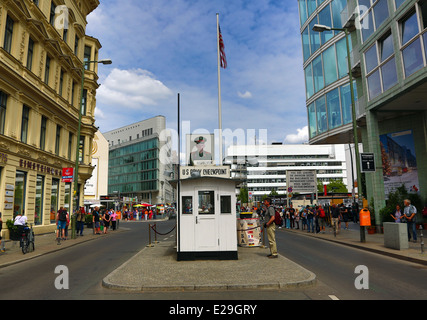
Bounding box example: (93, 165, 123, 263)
(395, 0, 405, 9)
(336, 37, 350, 78)
(302, 27, 310, 62)
(326, 88, 342, 130)
(318, 4, 333, 45)
(68, 132, 73, 160)
(323, 44, 338, 86)
(40, 116, 47, 150)
(315, 96, 327, 134)
(0, 91, 7, 135)
(4, 15, 14, 54)
(309, 17, 321, 54)
(51, 178, 60, 221)
(14, 171, 27, 218)
(63, 27, 68, 43)
(365, 31, 397, 99)
(312, 54, 324, 92)
(79, 136, 85, 163)
(64, 182, 71, 212)
(305, 64, 314, 99)
(373, 0, 389, 29)
(21, 105, 30, 144)
(401, 10, 419, 45)
(81, 89, 87, 115)
(74, 35, 79, 56)
(340, 82, 355, 125)
(359, 0, 389, 43)
(71, 82, 76, 106)
(50, 1, 56, 26)
(84, 46, 92, 69)
(308, 102, 317, 139)
(59, 70, 64, 96)
(55, 125, 61, 156)
(35, 175, 44, 226)
(367, 69, 382, 99)
(27, 38, 35, 71)
(45, 55, 51, 85)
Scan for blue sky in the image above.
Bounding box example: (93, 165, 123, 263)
(86, 0, 309, 148)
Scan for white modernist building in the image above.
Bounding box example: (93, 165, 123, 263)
(225, 143, 355, 201)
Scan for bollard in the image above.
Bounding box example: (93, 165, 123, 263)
(146, 223, 154, 247)
(420, 225, 424, 254)
(154, 223, 159, 244)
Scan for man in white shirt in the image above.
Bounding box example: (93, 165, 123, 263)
(14, 212, 28, 236)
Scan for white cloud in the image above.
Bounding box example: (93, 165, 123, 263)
(97, 68, 173, 109)
(237, 91, 252, 99)
(284, 126, 309, 144)
(94, 107, 105, 119)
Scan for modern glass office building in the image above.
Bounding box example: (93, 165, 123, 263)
(299, 0, 427, 225)
(103, 116, 174, 205)
(299, 0, 361, 145)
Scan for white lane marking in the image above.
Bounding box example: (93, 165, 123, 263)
(329, 295, 340, 300)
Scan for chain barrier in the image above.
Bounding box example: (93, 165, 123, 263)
(147, 223, 176, 248)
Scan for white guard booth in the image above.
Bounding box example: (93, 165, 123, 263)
(176, 166, 239, 261)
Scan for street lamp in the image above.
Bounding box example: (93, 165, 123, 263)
(312, 24, 364, 242)
(72, 58, 112, 239)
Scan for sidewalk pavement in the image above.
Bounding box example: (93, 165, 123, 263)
(1, 220, 426, 292)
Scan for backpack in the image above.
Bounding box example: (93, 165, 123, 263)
(319, 208, 325, 218)
(59, 209, 67, 221)
(274, 209, 283, 226)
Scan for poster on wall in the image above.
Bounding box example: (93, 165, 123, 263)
(379, 130, 419, 197)
(186, 134, 215, 166)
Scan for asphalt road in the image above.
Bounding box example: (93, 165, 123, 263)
(275, 228, 427, 300)
(0, 220, 426, 301)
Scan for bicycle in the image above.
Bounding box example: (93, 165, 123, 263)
(20, 224, 35, 254)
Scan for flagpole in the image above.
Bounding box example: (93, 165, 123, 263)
(217, 13, 223, 166)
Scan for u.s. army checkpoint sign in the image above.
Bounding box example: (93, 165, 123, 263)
(180, 165, 230, 180)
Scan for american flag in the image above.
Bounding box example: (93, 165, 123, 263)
(218, 25, 227, 69)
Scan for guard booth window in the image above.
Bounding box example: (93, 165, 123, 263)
(220, 196, 231, 214)
(198, 191, 215, 214)
(182, 196, 192, 215)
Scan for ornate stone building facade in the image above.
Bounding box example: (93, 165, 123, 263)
(0, 0, 102, 235)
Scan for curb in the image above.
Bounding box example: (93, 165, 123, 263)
(101, 242, 317, 292)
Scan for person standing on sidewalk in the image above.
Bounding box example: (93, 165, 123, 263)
(92, 207, 101, 235)
(403, 199, 417, 242)
(75, 207, 85, 236)
(391, 204, 402, 223)
(263, 198, 278, 259)
(330, 204, 342, 234)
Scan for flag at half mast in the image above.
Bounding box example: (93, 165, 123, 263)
(218, 25, 227, 69)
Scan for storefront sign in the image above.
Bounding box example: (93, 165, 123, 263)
(62, 167, 74, 183)
(19, 159, 62, 177)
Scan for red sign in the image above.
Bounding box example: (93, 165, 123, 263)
(62, 168, 74, 183)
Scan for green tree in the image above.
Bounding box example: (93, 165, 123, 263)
(317, 179, 348, 193)
(238, 187, 248, 204)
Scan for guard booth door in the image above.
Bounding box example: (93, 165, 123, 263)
(195, 189, 219, 252)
